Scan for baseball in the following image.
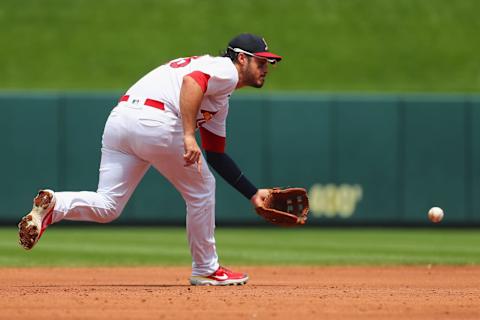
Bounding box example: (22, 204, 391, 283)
(428, 207, 444, 223)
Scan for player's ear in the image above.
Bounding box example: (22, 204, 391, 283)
(237, 53, 249, 66)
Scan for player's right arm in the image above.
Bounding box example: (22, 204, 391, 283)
(179, 75, 204, 170)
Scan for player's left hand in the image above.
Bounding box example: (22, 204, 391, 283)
(250, 189, 271, 208)
(183, 134, 202, 173)
(254, 187, 310, 226)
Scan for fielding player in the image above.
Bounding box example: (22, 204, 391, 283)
(18, 33, 282, 286)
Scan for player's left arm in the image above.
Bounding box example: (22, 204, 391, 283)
(200, 127, 269, 206)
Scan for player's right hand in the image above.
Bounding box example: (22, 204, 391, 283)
(183, 134, 202, 173)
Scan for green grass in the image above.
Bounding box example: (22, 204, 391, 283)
(1, 227, 480, 267)
(1, 0, 479, 92)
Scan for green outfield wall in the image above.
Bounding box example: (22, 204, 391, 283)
(1, 93, 479, 226)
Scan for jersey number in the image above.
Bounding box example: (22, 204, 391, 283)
(169, 56, 199, 68)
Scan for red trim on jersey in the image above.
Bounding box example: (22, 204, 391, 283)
(186, 71, 211, 93)
(199, 127, 226, 153)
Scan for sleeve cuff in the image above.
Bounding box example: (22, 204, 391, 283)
(186, 71, 211, 93)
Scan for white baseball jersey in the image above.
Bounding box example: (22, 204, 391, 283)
(125, 55, 238, 137)
(51, 55, 238, 278)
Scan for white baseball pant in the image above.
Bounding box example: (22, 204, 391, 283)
(51, 101, 219, 276)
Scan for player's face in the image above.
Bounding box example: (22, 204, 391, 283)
(244, 56, 269, 88)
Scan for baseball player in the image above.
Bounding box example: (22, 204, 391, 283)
(18, 33, 282, 286)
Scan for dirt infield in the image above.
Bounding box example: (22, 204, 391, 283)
(1, 266, 479, 320)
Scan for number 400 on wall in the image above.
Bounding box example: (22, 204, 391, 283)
(308, 184, 363, 219)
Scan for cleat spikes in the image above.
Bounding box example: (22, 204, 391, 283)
(18, 189, 56, 251)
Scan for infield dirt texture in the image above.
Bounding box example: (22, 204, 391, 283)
(1, 266, 480, 319)
(1, 228, 480, 319)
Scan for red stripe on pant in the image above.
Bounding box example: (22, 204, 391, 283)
(119, 95, 165, 110)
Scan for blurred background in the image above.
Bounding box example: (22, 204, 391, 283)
(1, 0, 479, 227)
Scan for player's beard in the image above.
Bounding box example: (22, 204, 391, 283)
(251, 78, 264, 88)
(245, 68, 265, 88)
(242, 60, 265, 88)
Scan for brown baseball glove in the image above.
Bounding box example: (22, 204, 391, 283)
(255, 188, 309, 226)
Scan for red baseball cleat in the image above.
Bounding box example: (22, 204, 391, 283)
(189, 266, 249, 286)
(18, 190, 56, 250)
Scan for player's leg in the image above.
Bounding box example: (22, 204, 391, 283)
(53, 103, 176, 223)
(151, 155, 219, 272)
(18, 106, 150, 250)
(108, 105, 242, 283)
(18, 148, 149, 250)
(52, 146, 149, 223)
(52, 103, 152, 223)
(149, 140, 248, 285)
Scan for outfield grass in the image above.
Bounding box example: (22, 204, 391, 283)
(1, 227, 479, 267)
(1, 0, 479, 92)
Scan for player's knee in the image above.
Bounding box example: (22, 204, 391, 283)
(98, 208, 121, 223)
(203, 171, 216, 193)
(186, 182, 216, 210)
(96, 195, 124, 223)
